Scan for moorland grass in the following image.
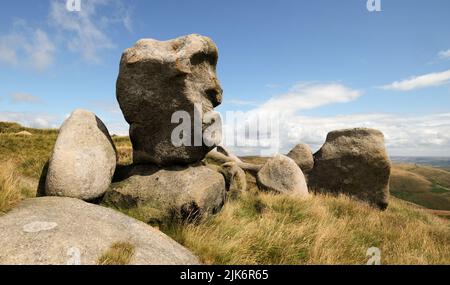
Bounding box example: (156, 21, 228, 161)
(161, 192, 450, 265)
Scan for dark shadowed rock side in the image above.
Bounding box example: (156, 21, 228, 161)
(117, 34, 223, 166)
(45, 109, 117, 201)
(0, 197, 199, 265)
(308, 128, 391, 210)
(102, 164, 226, 225)
(219, 162, 247, 199)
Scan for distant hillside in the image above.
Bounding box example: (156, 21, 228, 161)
(391, 156, 450, 169)
(389, 164, 450, 211)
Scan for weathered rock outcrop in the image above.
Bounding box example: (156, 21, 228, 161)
(45, 109, 117, 201)
(0, 197, 199, 265)
(256, 155, 309, 196)
(287, 143, 314, 173)
(308, 128, 391, 209)
(102, 164, 226, 225)
(117, 34, 223, 166)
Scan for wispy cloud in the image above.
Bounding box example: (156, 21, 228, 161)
(0, 111, 59, 129)
(438, 49, 450, 60)
(257, 83, 361, 113)
(49, 0, 132, 62)
(9, 93, 42, 104)
(380, 69, 450, 91)
(0, 19, 55, 71)
(227, 99, 259, 106)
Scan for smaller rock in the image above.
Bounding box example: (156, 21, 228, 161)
(15, 131, 33, 136)
(219, 162, 247, 199)
(287, 143, 314, 173)
(45, 109, 117, 201)
(256, 155, 308, 196)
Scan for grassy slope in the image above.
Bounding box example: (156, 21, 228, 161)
(0, 122, 449, 264)
(0, 122, 58, 179)
(390, 164, 450, 211)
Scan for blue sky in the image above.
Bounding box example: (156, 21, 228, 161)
(1, 0, 450, 156)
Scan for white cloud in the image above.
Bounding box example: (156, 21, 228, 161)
(438, 49, 450, 59)
(220, 82, 450, 157)
(49, 0, 132, 62)
(280, 113, 450, 156)
(0, 112, 59, 129)
(223, 111, 450, 157)
(9, 93, 42, 104)
(0, 20, 55, 71)
(380, 69, 450, 91)
(0, 35, 20, 65)
(258, 83, 361, 113)
(26, 30, 55, 70)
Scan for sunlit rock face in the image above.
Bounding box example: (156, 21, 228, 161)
(117, 34, 223, 166)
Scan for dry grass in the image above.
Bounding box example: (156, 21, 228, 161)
(97, 242, 136, 265)
(0, 160, 27, 214)
(164, 191, 450, 265)
(112, 136, 133, 165)
(0, 123, 57, 179)
(116, 146, 133, 165)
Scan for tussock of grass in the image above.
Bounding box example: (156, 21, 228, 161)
(0, 160, 25, 214)
(163, 192, 450, 265)
(97, 242, 136, 265)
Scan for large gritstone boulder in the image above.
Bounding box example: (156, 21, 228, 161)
(117, 34, 223, 166)
(102, 164, 226, 225)
(308, 128, 391, 210)
(45, 109, 117, 201)
(0, 197, 200, 265)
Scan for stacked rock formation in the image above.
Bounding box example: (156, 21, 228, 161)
(42, 35, 391, 219)
(102, 35, 227, 224)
